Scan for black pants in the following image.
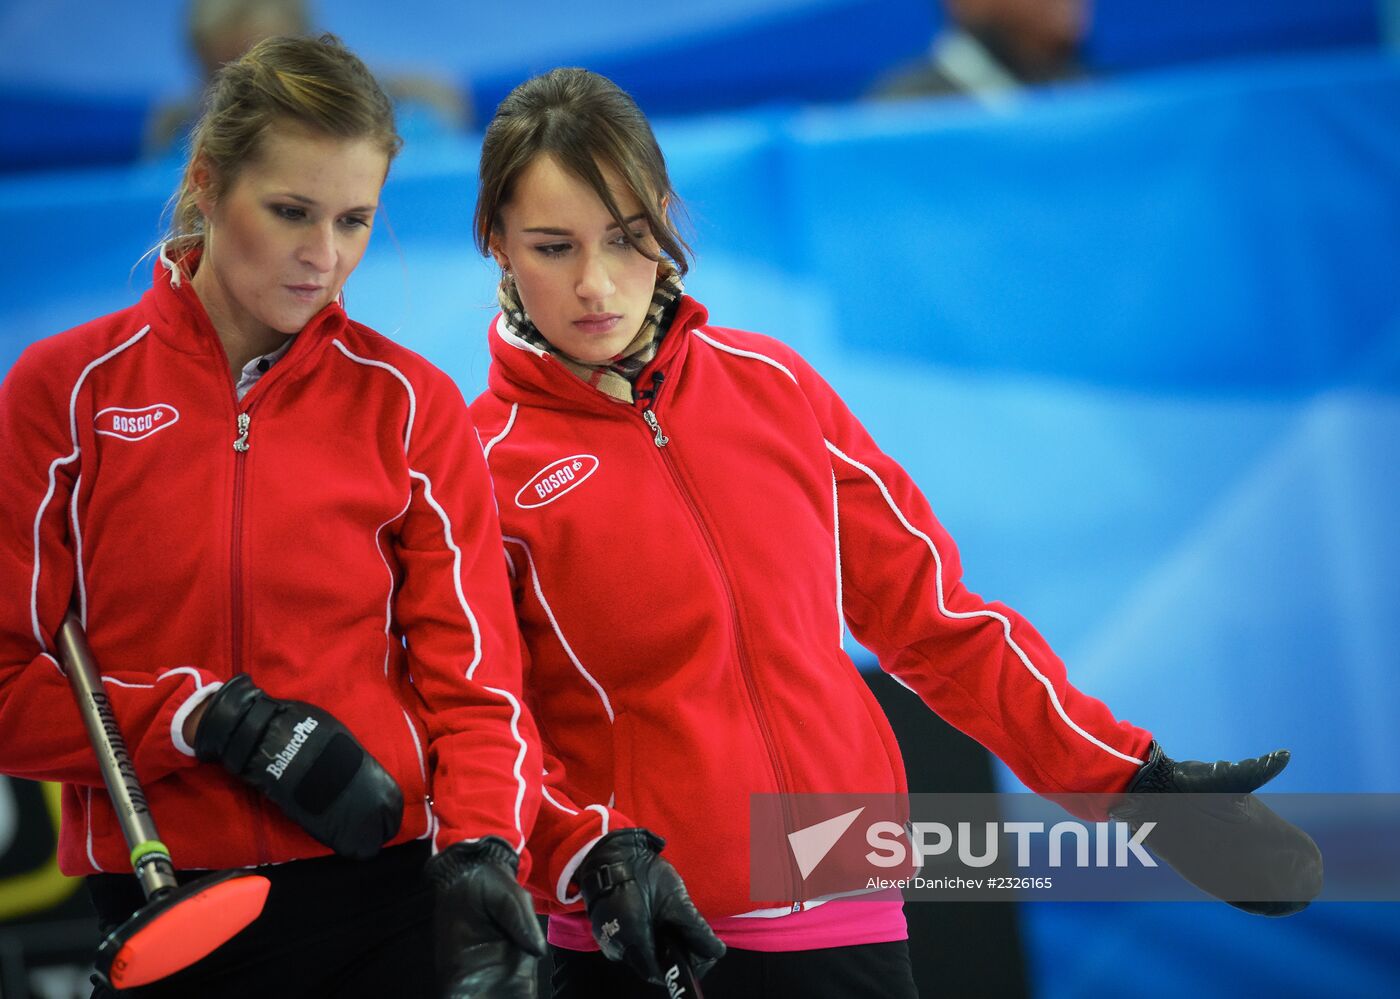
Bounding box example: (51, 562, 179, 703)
(550, 940, 920, 999)
(86, 841, 435, 998)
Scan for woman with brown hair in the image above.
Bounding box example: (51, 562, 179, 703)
(0, 35, 544, 997)
(468, 67, 1313, 997)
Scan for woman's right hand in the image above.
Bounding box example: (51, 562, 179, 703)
(576, 828, 726, 984)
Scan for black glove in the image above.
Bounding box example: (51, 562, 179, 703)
(576, 828, 726, 985)
(194, 673, 403, 860)
(1110, 741, 1323, 916)
(426, 837, 546, 999)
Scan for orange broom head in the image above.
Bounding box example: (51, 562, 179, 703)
(102, 872, 270, 989)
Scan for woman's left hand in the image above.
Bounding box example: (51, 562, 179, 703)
(426, 837, 546, 998)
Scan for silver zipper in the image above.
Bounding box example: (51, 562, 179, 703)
(232, 412, 251, 452)
(642, 409, 669, 447)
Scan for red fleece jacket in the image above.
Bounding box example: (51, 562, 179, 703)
(471, 295, 1152, 918)
(0, 253, 540, 875)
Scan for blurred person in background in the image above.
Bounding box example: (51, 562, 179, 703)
(1384, 0, 1400, 48)
(1, 34, 545, 998)
(871, 0, 1090, 106)
(468, 67, 1318, 998)
(145, 0, 468, 158)
(145, 0, 311, 155)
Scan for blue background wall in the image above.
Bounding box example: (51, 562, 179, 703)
(0, 0, 1385, 169)
(2, 1, 1399, 995)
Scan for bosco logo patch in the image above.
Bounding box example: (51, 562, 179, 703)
(94, 404, 181, 442)
(515, 454, 600, 509)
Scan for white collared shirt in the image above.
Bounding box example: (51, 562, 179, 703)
(234, 337, 295, 401)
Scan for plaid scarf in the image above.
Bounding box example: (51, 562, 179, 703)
(497, 263, 685, 403)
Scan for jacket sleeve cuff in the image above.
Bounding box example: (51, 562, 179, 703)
(549, 805, 638, 906)
(170, 681, 223, 757)
(556, 831, 606, 905)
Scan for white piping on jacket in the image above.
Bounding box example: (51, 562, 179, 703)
(85, 788, 100, 871)
(331, 341, 532, 848)
(493, 313, 548, 358)
(483, 684, 531, 855)
(338, 342, 434, 833)
(694, 328, 1145, 769)
(484, 408, 521, 587)
(69, 475, 87, 629)
(541, 782, 579, 816)
(32, 450, 79, 651)
(483, 403, 519, 460)
(502, 535, 615, 723)
(555, 805, 611, 905)
(157, 243, 182, 287)
(374, 489, 433, 835)
(408, 469, 486, 678)
(693, 328, 849, 650)
(825, 441, 1144, 768)
(692, 330, 799, 382)
(831, 472, 844, 649)
(98, 668, 219, 758)
(332, 340, 416, 452)
(170, 681, 223, 757)
(731, 880, 894, 918)
(31, 325, 150, 653)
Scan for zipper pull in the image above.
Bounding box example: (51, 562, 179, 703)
(643, 409, 669, 448)
(232, 412, 251, 453)
(639, 371, 669, 447)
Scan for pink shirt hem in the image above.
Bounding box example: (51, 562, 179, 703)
(547, 890, 907, 954)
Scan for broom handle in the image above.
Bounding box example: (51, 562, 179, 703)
(55, 611, 179, 900)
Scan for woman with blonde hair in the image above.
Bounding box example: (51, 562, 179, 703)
(1, 34, 544, 997)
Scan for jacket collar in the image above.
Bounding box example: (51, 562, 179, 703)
(487, 294, 709, 411)
(146, 242, 350, 359)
